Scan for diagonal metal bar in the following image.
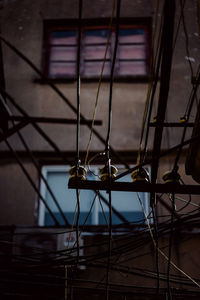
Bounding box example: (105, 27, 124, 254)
(0, 38, 8, 132)
(0, 35, 130, 169)
(1, 88, 72, 165)
(11, 123, 70, 226)
(0, 120, 29, 143)
(3, 89, 130, 226)
(95, 190, 128, 225)
(4, 139, 60, 226)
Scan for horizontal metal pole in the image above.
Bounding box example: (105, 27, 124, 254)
(68, 179, 200, 195)
(149, 122, 194, 127)
(9, 116, 102, 126)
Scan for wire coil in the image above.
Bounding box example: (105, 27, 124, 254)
(99, 165, 118, 181)
(131, 168, 149, 183)
(162, 170, 180, 184)
(69, 166, 87, 181)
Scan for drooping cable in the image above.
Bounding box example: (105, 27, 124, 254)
(136, 192, 200, 289)
(151, 204, 160, 293)
(167, 193, 175, 300)
(114, 131, 200, 182)
(175, 194, 194, 211)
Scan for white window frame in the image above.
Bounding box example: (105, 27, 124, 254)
(38, 165, 151, 226)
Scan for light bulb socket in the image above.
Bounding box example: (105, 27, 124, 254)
(162, 170, 180, 184)
(99, 165, 118, 181)
(69, 165, 87, 181)
(131, 168, 149, 183)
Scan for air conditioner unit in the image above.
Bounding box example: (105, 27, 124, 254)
(12, 228, 85, 269)
(57, 231, 85, 269)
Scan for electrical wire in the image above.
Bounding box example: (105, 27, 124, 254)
(103, 2, 121, 297)
(75, 0, 83, 266)
(173, 64, 200, 170)
(175, 195, 198, 209)
(136, 191, 200, 289)
(105, 0, 121, 160)
(84, 0, 116, 167)
(137, 0, 163, 164)
(180, 0, 194, 77)
(98, 193, 109, 226)
(151, 204, 160, 293)
(114, 131, 200, 181)
(167, 193, 175, 300)
(76, 0, 82, 168)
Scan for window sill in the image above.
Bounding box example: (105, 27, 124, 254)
(34, 75, 152, 84)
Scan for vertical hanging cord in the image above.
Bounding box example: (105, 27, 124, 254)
(167, 193, 175, 300)
(75, 0, 82, 265)
(76, 0, 82, 169)
(84, 0, 116, 167)
(105, 0, 121, 161)
(105, 2, 121, 300)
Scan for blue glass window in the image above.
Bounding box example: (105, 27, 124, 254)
(39, 166, 150, 227)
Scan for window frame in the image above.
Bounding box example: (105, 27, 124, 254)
(42, 18, 152, 83)
(38, 165, 151, 227)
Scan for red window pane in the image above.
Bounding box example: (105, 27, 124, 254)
(50, 46, 77, 61)
(118, 61, 146, 76)
(84, 29, 109, 45)
(119, 28, 146, 43)
(83, 61, 110, 77)
(83, 45, 111, 60)
(49, 62, 76, 77)
(50, 31, 77, 45)
(119, 34, 145, 44)
(118, 45, 146, 60)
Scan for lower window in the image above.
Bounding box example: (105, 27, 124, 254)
(38, 165, 150, 226)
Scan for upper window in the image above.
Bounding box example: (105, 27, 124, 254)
(42, 18, 151, 81)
